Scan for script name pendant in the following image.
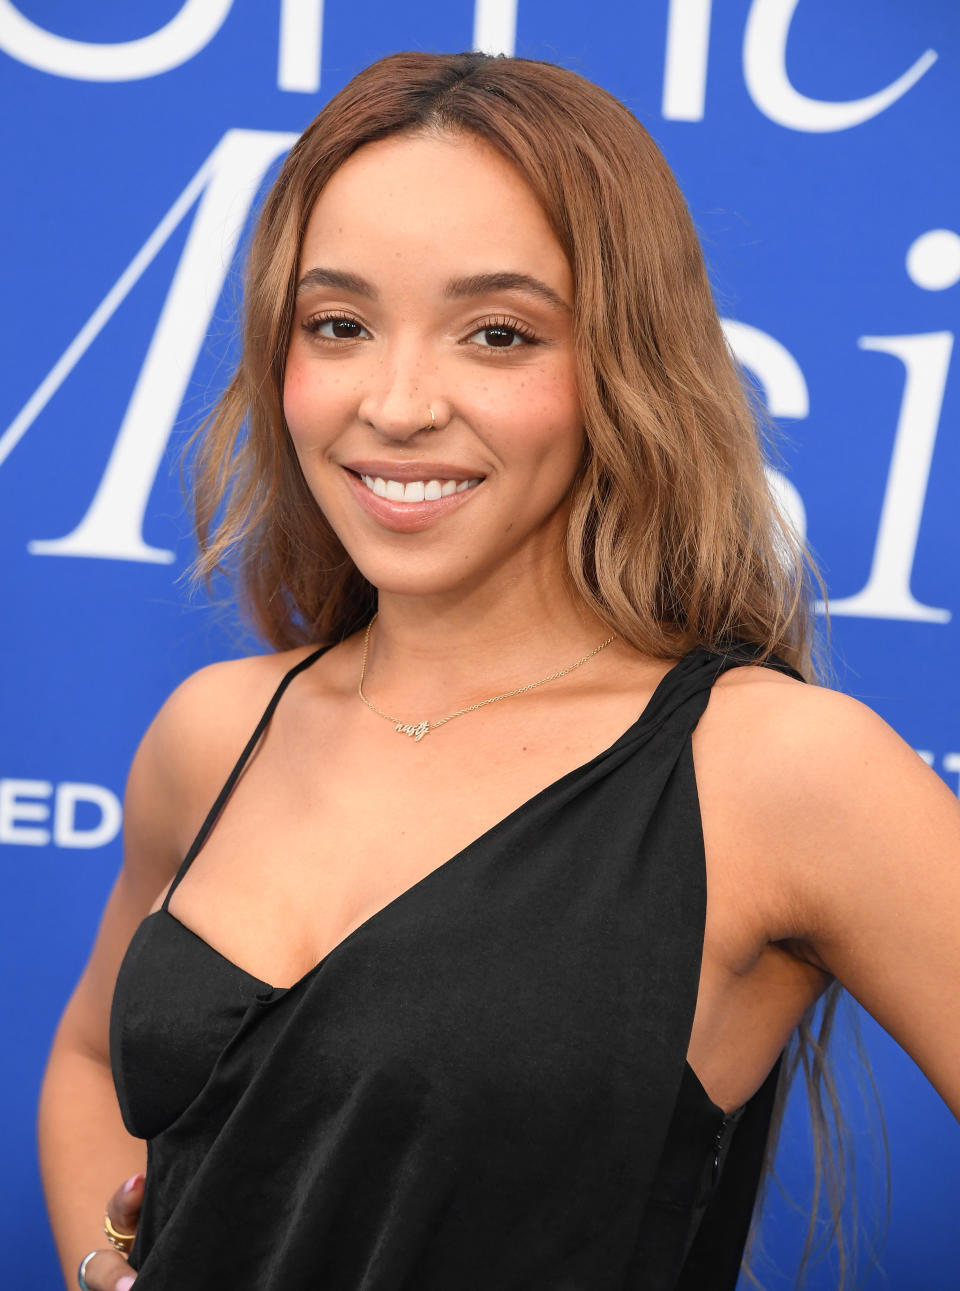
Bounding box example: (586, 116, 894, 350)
(395, 719, 431, 742)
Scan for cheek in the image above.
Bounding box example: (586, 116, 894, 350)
(282, 361, 348, 467)
(474, 361, 578, 422)
(281, 349, 318, 444)
(500, 371, 583, 465)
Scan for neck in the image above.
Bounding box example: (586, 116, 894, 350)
(360, 573, 617, 714)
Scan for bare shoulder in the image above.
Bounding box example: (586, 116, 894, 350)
(153, 644, 322, 762)
(702, 659, 933, 791)
(695, 660, 960, 955)
(124, 644, 324, 882)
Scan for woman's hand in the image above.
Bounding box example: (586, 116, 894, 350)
(79, 1172, 144, 1290)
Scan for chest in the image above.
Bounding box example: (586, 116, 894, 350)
(122, 697, 722, 1157)
(163, 682, 717, 988)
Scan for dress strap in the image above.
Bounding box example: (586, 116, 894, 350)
(625, 638, 807, 747)
(708, 639, 807, 684)
(161, 644, 331, 912)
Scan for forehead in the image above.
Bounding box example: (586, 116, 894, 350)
(298, 131, 571, 296)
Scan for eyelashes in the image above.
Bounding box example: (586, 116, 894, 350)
(299, 311, 543, 353)
(467, 315, 541, 350)
(300, 312, 366, 341)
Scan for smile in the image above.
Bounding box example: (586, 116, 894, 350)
(343, 467, 485, 533)
(359, 474, 482, 503)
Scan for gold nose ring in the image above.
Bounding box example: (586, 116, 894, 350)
(425, 407, 435, 431)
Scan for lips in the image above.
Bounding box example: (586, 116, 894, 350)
(342, 466, 484, 534)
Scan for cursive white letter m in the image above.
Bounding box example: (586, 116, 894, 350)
(0, 129, 296, 563)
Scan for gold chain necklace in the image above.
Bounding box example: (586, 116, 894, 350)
(357, 613, 618, 742)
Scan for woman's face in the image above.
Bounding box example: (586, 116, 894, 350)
(283, 130, 583, 602)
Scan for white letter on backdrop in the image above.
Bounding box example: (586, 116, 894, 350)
(0, 780, 51, 847)
(826, 334, 953, 623)
(743, 0, 939, 132)
(0, 0, 234, 81)
(942, 754, 960, 798)
(54, 783, 123, 849)
(743, 0, 938, 132)
(721, 319, 809, 544)
(662, 0, 714, 121)
(278, 0, 324, 93)
(0, 130, 297, 563)
(473, 0, 518, 57)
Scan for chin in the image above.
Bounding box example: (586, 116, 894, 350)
(348, 559, 485, 602)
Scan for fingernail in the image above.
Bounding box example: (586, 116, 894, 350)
(116, 1277, 136, 1290)
(123, 1172, 145, 1193)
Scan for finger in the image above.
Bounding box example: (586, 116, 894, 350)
(79, 1248, 137, 1290)
(105, 1172, 145, 1241)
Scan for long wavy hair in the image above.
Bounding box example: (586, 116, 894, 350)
(183, 50, 885, 1285)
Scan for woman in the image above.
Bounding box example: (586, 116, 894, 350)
(38, 50, 960, 1291)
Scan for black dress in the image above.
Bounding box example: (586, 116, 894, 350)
(109, 639, 804, 1289)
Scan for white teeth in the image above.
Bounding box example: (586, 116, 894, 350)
(358, 473, 482, 503)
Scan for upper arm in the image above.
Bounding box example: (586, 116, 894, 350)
(743, 681, 960, 1118)
(54, 651, 295, 1064)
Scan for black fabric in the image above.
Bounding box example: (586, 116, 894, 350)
(109, 640, 805, 1289)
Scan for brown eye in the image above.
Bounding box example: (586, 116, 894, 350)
(467, 317, 540, 351)
(480, 326, 520, 347)
(303, 314, 369, 340)
(327, 318, 362, 338)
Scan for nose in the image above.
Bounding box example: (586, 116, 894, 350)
(357, 340, 444, 440)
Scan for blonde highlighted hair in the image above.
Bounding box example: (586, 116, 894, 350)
(185, 50, 883, 1285)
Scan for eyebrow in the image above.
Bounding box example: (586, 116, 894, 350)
(295, 267, 571, 314)
(446, 272, 570, 314)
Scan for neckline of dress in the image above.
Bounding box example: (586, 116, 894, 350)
(154, 643, 715, 1000)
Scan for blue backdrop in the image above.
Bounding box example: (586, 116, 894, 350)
(2, 2, 957, 1286)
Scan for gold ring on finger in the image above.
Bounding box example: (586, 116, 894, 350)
(104, 1211, 135, 1254)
